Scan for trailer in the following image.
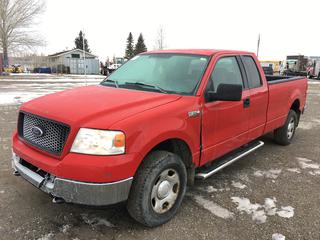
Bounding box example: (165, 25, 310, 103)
(281, 55, 320, 79)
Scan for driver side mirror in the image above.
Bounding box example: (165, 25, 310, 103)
(205, 84, 242, 102)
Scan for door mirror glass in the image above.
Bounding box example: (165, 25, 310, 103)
(206, 84, 242, 102)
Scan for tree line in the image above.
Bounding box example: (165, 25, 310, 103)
(125, 32, 147, 59)
(73, 31, 147, 61)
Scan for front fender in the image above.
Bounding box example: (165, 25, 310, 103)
(111, 96, 202, 174)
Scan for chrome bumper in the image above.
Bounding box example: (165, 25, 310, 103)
(12, 152, 133, 206)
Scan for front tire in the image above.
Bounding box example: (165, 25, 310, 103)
(127, 151, 187, 227)
(274, 110, 298, 145)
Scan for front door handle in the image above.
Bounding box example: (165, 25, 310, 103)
(243, 98, 250, 108)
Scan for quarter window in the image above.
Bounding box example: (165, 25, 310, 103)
(242, 56, 262, 88)
(206, 56, 243, 93)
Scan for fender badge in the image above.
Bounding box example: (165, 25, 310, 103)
(188, 110, 201, 118)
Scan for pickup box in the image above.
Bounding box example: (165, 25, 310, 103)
(12, 49, 307, 227)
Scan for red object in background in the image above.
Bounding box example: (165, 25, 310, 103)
(12, 49, 308, 184)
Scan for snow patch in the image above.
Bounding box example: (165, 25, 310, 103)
(286, 168, 301, 174)
(200, 185, 230, 193)
(254, 169, 282, 179)
(231, 181, 247, 189)
(276, 206, 295, 218)
(37, 233, 54, 240)
(193, 195, 234, 219)
(309, 170, 320, 176)
(296, 157, 319, 169)
(60, 224, 71, 234)
(0, 190, 4, 194)
(231, 197, 294, 224)
(81, 214, 114, 228)
(204, 186, 218, 193)
(272, 233, 286, 240)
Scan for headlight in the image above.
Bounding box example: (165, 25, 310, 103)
(71, 128, 125, 155)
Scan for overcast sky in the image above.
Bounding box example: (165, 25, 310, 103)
(38, 0, 320, 61)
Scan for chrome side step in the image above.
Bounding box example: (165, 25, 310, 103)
(195, 140, 264, 180)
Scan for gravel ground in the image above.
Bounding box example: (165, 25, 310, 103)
(0, 77, 319, 240)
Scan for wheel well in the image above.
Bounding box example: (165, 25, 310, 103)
(150, 138, 195, 185)
(290, 99, 300, 114)
(290, 99, 301, 125)
(151, 139, 193, 168)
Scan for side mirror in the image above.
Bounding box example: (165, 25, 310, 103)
(205, 84, 242, 102)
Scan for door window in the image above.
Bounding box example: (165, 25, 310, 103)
(206, 56, 243, 95)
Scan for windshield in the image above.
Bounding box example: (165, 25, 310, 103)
(101, 53, 210, 95)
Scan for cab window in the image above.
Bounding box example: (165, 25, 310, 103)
(242, 56, 262, 88)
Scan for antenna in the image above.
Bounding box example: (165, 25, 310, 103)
(257, 34, 260, 58)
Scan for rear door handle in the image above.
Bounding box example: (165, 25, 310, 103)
(243, 98, 250, 108)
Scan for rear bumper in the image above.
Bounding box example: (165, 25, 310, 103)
(12, 152, 133, 206)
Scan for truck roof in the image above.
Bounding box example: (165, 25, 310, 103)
(144, 49, 254, 56)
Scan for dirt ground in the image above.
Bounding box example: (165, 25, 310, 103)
(0, 77, 319, 240)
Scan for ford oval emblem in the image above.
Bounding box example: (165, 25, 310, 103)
(31, 126, 44, 137)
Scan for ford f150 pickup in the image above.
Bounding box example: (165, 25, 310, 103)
(12, 49, 307, 227)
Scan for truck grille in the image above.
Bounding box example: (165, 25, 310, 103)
(18, 112, 70, 156)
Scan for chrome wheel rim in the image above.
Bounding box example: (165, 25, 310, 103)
(287, 118, 295, 139)
(151, 168, 180, 214)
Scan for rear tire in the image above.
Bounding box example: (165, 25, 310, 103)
(127, 151, 187, 227)
(274, 110, 298, 146)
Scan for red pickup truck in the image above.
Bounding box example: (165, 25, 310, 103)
(12, 49, 307, 227)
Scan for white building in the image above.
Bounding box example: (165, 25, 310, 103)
(48, 49, 99, 74)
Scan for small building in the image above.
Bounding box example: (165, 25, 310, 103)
(48, 49, 99, 75)
(10, 55, 49, 72)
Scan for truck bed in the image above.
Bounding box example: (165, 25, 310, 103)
(264, 75, 308, 134)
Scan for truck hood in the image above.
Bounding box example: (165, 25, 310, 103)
(21, 85, 181, 128)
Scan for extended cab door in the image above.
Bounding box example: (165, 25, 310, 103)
(240, 55, 268, 141)
(201, 55, 250, 165)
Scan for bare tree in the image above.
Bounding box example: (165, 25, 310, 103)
(0, 0, 45, 67)
(154, 26, 166, 50)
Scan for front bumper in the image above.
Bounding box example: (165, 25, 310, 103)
(12, 152, 133, 206)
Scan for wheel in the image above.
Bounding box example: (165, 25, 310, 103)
(274, 110, 298, 146)
(127, 151, 187, 227)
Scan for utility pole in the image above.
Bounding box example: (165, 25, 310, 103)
(82, 30, 87, 86)
(257, 33, 261, 58)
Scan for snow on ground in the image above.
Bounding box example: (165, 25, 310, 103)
(272, 233, 286, 240)
(0, 81, 99, 105)
(200, 185, 231, 193)
(296, 157, 319, 169)
(253, 169, 282, 179)
(60, 224, 71, 234)
(231, 181, 247, 189)
(37, 232, 54, 240)
(231, 197, 294, 224)
(286, 168, 301, 174)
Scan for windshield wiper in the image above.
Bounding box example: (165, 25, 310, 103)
(125, 81, 168, 93)
(101, 79, 119, 88)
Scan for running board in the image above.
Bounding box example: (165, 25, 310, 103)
(195, 141, 264, 180)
